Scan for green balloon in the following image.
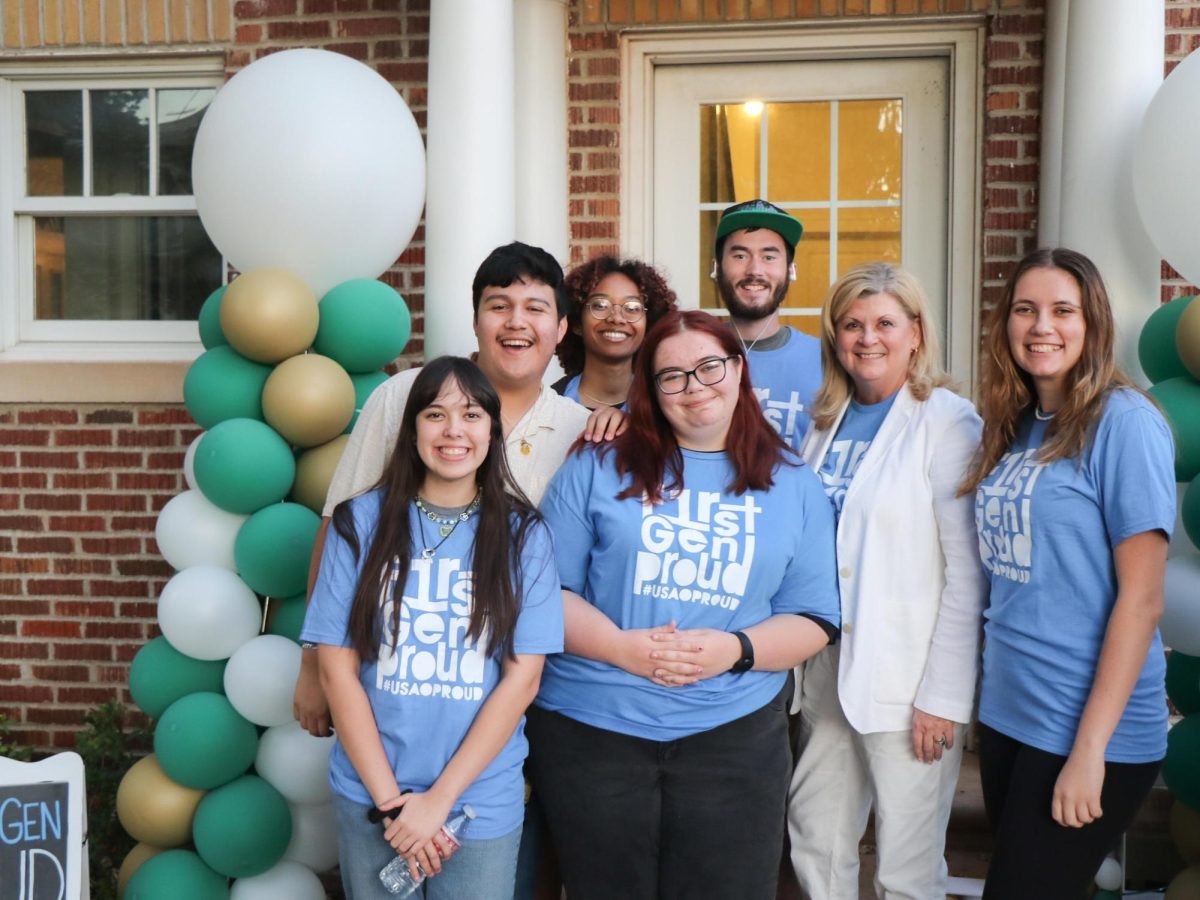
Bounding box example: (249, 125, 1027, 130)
(1169, 652, 1200, 716)
(198, 285, 229, 350)
(154, 692, 258, 790)
(125, 849, 229, 900)
(193, 775, 292, 878)
(193, 418, 296, 515)
(346, 370, 390, 433)
(266, 594, 307, 642)
(1148, 377, 1200, 482)
(234, 503, 321, 598)
(315, 279, 411, 373)
(1164, 714, 1200, 811)
(129, 636, 226, 719)
(183, 346, 270, 429)
(1185, 475, 1200, 553)
(1141, 296, 1197, 384)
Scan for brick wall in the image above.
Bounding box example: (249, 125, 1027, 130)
(0, 0, 231, 48)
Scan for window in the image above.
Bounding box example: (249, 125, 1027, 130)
(1, 60, 225, 361)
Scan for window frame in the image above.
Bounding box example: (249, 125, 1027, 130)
(0, 56, 225, 363)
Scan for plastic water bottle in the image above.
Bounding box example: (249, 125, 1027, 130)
(378, 804, 476, 896)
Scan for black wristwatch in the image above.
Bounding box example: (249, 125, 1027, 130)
(729, 630, 754, 674)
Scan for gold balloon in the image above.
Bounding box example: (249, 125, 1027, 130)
(117, 842, 165, 896)
(115, 755, 205, 847)
(263, 353, 356, 448)
(1178, 298, 1200, 380)
(1173, 800, 1200, 865)
(220, 267, 318, 363)
(1167, 864, 1200, 900)
(294, 435, 350, 513)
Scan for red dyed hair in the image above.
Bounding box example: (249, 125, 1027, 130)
(608, 309, 791, 503)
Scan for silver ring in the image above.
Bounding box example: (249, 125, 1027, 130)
(934, 736, 947, 747)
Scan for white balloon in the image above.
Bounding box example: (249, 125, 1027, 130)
(192, 49, 426, 296)
(1162, 552, 1200, 656)
(183, 432, 203, 492)
(1094, 856, 1123, 891)
(1134, 49, 1200, 286)
(231, 859, 325, 900)
(256, 722, 334, 805)
(157, 566, 261, 661)
(283, 801, 339, 873)
(155, 489, 247, 572)
(224, 635, 302, 727)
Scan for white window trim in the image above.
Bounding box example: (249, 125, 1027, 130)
(621, 20, 984, 388)
(0, 56, 225, 371)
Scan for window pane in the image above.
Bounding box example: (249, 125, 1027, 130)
(25, 91, 83, 196)
(35, 216, 222, 321)
(767, 102, 830, 202)
(699, 103, 761, 204)
(838, 99, 902, 202)
(790, 207, 831, 312)
(91, 90, 150, 195)
(836, 207, 901, 276)
(700, 208, 721, 311)
(158, 88, 215, 195)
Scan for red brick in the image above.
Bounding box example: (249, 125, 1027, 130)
(17, 409, 77, 425)
(54, 643, 113, 662)
(146, 452, 185, 469)
(0, 515, 43, 532)
(0, 685, 54, 703)
(110, 516, 159, 532)
(80, 538, 140, 554)
(116, 429, 176, 447)
(32, 664, 90, 682)
(0, 557, 49, 574)
(15, 536, 73, 553)
(569, 82, 619, 102)
(54, 430, 112, 447)
(326, 42, 369, 61)
(0, 429, 50, 446)
(0, 451, 15, 467)
(83, 451, 142, 467)
(88, 580, 150, 598)
(84, 621, 146, 639)
(119, 601, 158, 619)
(235, 23, 261, 41)
(233, 0, 296, 17)
(336, 16, 399, 37)
(84, 408, 133, 425)
(58, 686, 122, 705)
(116, 559, 173, 578)
(0, 665, 21, 680)
(21, 620, 82, 638)
(25, 494, 82, 511)
(115, 472, 179, 491)
(53, 472, 113, 490)
(47, 515, 107, 532)
(26, 707, 88, 726)
(990, 12, 1042, 35)
(0, 600, 51, 615)
(52, 559, 114, 577)
(375, 61, 426, 82)
(86, 495, 147, 512)
(54, 600, 116, 619)
(569, 129, 619, 149)
(0, 472, 46, 490)
(20, 451, 79, 468)
(1166, 5, 1200, 28)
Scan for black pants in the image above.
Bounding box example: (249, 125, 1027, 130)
(525, 686, 792, 900)
(978, 723, 1161, 899)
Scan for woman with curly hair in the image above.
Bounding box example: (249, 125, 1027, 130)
(552, 256, 677, 410)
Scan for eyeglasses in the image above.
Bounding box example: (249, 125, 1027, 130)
(654, 356, 738, 394)
(585, 295, 646, 321)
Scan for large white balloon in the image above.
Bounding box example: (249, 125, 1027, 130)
(256, 722, 334, 805)
(231, 859, 325, 900)
(157, 566, 261, 661)
(192, 49, 426, 297)
(155, 489, 247, 572)
(1162, 552, 1200, 656)
(283, 801, 339, 873)
(224, 635, 303, 727)
(1134, 49, 1200, 286)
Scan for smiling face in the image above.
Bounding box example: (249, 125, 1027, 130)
(473, 277, 568, 392)
(415, 378, 492, 505)
(576, 271, 647, 364)
(834, 291, 921, 404)
(715, 228, 793, 321)
(653, 329, 743, 451)
(1006, 266, 1086, 410)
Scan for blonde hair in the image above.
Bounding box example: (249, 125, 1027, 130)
(809, 262, 950, 431)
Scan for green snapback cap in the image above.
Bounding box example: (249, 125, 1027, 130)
(714, 199, 803, 252)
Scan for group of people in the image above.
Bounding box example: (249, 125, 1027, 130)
(295, 198, 1176, 900)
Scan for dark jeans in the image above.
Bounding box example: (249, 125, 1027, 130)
(978, 722, 1161, 900)
(525, 685, 792, 900)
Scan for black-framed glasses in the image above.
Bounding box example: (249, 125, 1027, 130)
(654, 356, 738, 394)
(585, 295, 646, 321)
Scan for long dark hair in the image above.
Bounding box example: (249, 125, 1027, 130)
(332, 357, 540, 662)
(607, 309, 791, 504)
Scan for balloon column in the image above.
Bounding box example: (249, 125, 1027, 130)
(1135, 50, 1200, 888)
(118, 48, 424, 899)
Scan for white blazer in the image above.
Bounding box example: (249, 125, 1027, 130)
(800, 385, 986, 734)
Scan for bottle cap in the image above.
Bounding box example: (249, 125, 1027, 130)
(462, 804, 476, 820)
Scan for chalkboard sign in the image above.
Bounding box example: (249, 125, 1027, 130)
(0, 753, 86, 900)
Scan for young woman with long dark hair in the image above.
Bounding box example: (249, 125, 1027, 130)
(960, 248, 1175, 898)
(527, 309, 840, 900)
(302, 357, 563, 900)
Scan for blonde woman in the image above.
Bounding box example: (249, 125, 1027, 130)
(788, 262, 986, 899)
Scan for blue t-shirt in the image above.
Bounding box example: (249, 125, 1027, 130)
(302, 490, 564, 838)
(556, 373, 628, 412)
(536, 445, 839, 741)
(975, 389, 1174, 763)
(817, 391, 899, 519)
(746, 327, 822, 451)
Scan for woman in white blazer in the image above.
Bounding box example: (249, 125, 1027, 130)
(787, 263, 986, 900)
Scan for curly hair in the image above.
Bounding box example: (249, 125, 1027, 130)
(555, 256, 678, 376)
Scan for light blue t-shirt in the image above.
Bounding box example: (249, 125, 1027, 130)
(536, 445, 840, 741)
(746, 326, 822, 451)
(302, 490, 564, 838)
(557, 373, 628, 412)
(817, 391, 899, 519)
(975, 389, 1175, 763)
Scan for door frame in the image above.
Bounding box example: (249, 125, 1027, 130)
(622, 20, 985, 386)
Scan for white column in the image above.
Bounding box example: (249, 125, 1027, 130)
(514, 0, 570, 265)
(424, 1, 516, 359)
(1048, 0, 1163, 381)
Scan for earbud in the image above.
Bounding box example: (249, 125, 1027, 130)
(788, 263, 798, 282)
(708, 260, 718, 281)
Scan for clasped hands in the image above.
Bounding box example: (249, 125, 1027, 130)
(615, 620, 741, 687)
(377, 789, 457, 882)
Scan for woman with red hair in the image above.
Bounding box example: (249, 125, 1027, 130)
(526, 309, 840, 900)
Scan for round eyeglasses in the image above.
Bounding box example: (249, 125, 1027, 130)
(654, 356, 738, 394)
(585, 295, 646, 321)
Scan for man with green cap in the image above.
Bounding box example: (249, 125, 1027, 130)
(712, 198, 822, 449)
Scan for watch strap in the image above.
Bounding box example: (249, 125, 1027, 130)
(729, 630, 754, 674)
